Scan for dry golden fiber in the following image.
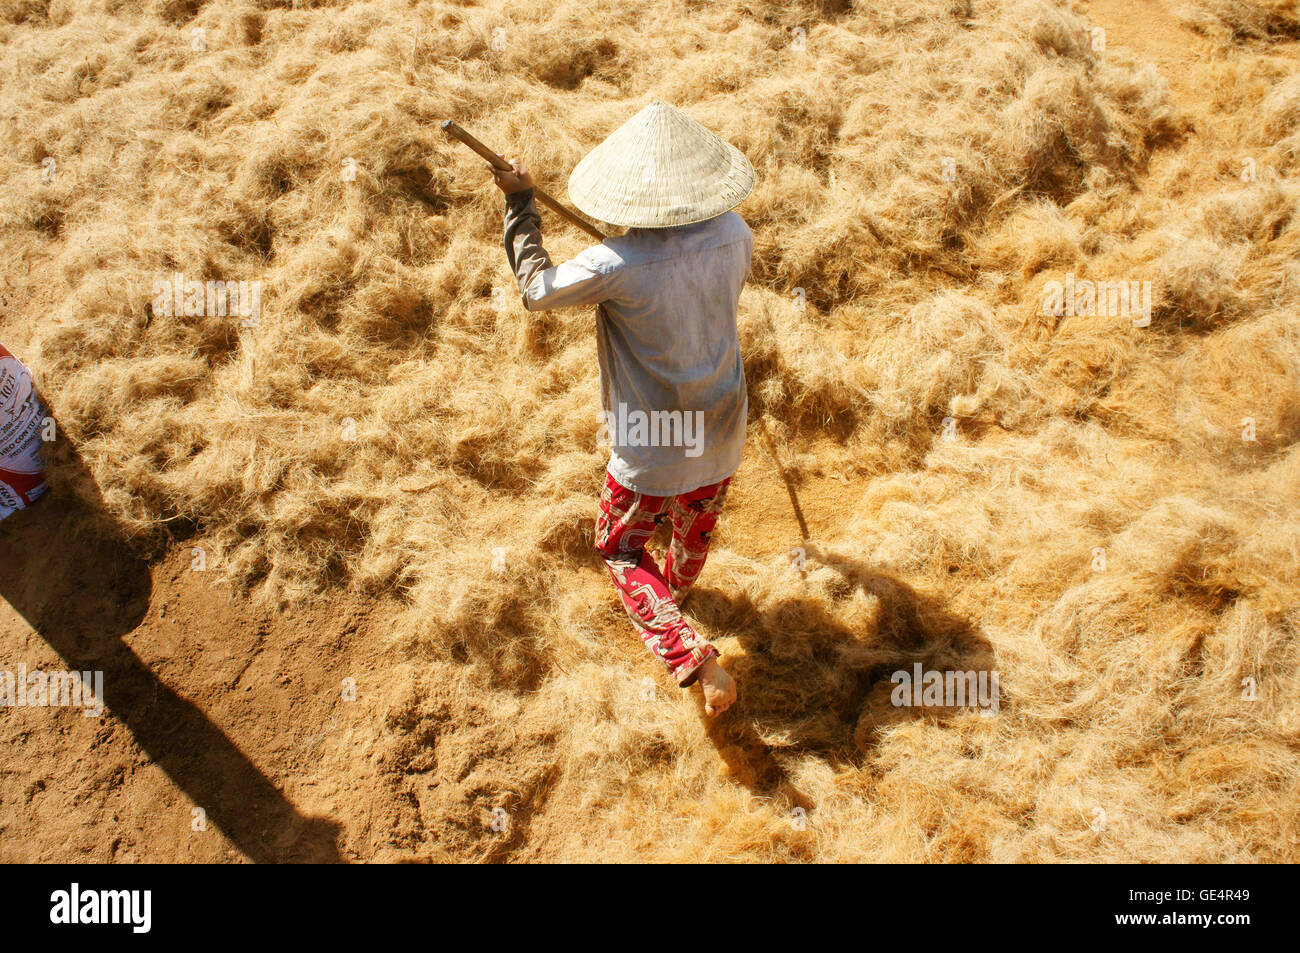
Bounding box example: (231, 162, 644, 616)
(1180, 0, 1300, 42)
(1, 0, 1298, 862)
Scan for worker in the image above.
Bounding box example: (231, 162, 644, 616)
(492, 100, 755, 716)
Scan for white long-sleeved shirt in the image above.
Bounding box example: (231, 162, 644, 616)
(504, 189, 752, 496)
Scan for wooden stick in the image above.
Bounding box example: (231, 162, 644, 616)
(441, 120, 606, 241)
(759, 416, 810, 543)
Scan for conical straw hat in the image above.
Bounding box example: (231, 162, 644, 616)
(567, 100, 755, 228)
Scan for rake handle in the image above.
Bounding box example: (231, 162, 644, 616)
(441, 120, 606, 241)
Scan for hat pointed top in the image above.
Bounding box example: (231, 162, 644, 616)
(567, 100, 755, 229)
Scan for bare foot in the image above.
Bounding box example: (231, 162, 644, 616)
(697, 656, 737, 717)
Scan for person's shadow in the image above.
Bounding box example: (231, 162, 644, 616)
(687, 543, 998, 813)
(0, 422, 343, 862)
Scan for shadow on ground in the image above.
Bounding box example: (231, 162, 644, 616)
(0, 429, 343, 862)
(688, 544, 997, 812)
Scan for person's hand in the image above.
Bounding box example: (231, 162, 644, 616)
(697, 657, 737, 717)
(492, 156, 534, 194)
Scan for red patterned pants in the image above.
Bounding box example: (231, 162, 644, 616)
(594, 470, 732, 686)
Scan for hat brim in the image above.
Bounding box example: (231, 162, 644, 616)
(566, 101, 756, 229)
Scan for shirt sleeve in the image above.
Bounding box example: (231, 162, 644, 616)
(503, 189, 613, 311)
